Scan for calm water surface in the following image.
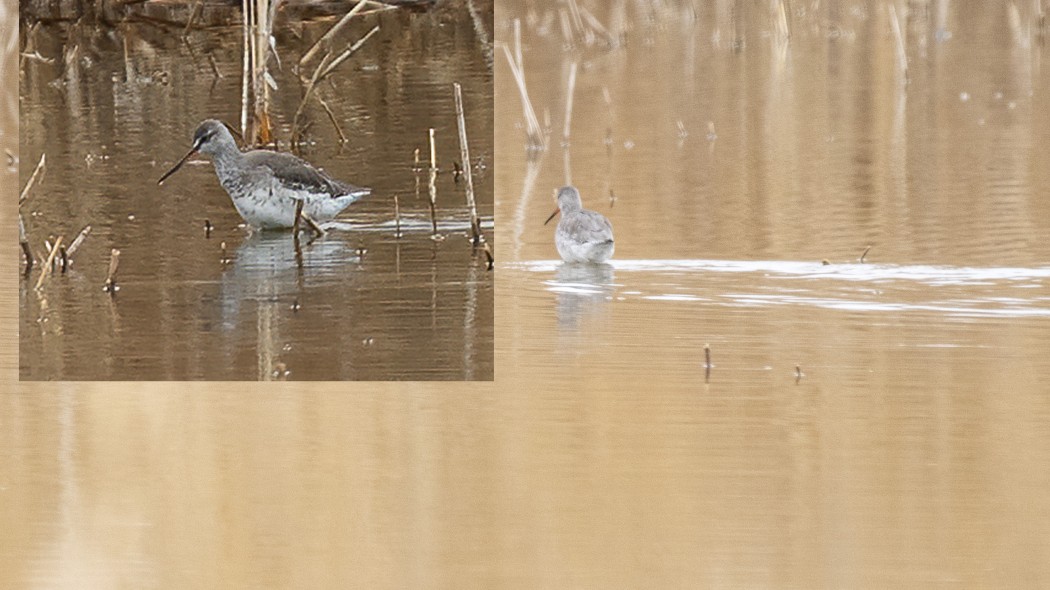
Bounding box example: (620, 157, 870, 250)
(494, 0, 1050, 586)
(18, 6, 494, 380)
(4, 0, 1050, 588)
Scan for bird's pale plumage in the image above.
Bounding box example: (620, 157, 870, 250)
(159, 119, 369, 229)
(546, 186, 614, 263)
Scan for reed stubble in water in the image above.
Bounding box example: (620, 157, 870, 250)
(453, 82, 482, 244)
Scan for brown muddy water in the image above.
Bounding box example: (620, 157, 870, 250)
(494, 0, 1050, 587)
(18, 5, 494, 380)
(3, 0, 1050, 588)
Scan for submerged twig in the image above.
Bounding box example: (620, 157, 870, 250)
(860, 245, 872, 263)
(453, 82, 482, 244)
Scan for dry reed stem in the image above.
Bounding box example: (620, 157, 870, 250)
(563, 61, 578, 142)
(453, 83, 482, 244)
(34, 236, 63, 291)
(428, 128, 438, 235)
(299, 0, 369, 68)
(889, 4, 908, 84)
(292, 25, 379, 144)
(315, 93, 347, 143)
(183, 0, 204, 35)
(318, 25, 380, 79)
(240, 0, 251, 138)
(499, 44, 544, 150)
(394, 194, 402, 239)
(301, 211, 326, 236)
(579, 6, 615, 47)
(19, 153, 46, 208)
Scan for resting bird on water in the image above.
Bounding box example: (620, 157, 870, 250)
(544, 185, 615, 263)
(158, 119, 370, 229)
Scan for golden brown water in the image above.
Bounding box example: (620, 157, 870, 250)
(5, 0, 1050, 587)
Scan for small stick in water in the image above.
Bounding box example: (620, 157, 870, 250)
(19, 214, 34, 275)
(703, 343, 712, 383)
(66, 224, 92, 258)
(301, 211, 326, 237)
(821, 259, 831, 266)
(103, 248, 120, 294)
(204, 219, 213, 239)
(482, 242, 494, 270)
(413, 148, 421, 171)
(59, 246, 68, 274)
(860, 245, 872, 263)
(394, 194, 402, 239)
(428, 127, 438, 235)
(220, 241, 230, 265)
(452, 161, 463, 183)
(795, 364, 804, 385)
(293, 199, 304, 236)
(34, 236, 63, 291)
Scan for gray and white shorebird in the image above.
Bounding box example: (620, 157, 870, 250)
(158, 119, 370, 229)
(544, 185, 615, 263)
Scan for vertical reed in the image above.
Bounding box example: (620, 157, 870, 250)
(428, 128, 438, 235)
(453, 83, 482, 244)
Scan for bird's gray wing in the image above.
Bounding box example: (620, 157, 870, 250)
(563, 210, 614, 245)
(243, 150, 369, 198)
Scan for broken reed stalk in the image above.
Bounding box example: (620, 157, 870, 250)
(252, 0, 275, 146)
(579, 6, 615, 47)
(301, 211, 326, 236)
(500, 44, 544, 151)
(318, 25, 380, 80)
(860, 245, 872, 263)
(563, 61, 578, 142)
(888, 4, 908, 85)
(66, 224, 92, 258)
(453, 83, 482, 244)
(299, 0, 369, 69)
(34, 236, 63, 291)
(482, 242, 494, 270)
(19, 153, 46, 208)
(292, 25, 380, 144)
(315, 94, 347, 143)
(103, 248, 120, 293)
(394, 194, 402, 239)
(428, 128, 438, 235)
(183, 0, 204, 35)
(19, 214, 34, 274)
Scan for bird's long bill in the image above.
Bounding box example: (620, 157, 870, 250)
(157, 146, 198, 185)
(544, 207, 561, 225)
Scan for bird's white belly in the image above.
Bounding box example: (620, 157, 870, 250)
(556, 233, 615, 263)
